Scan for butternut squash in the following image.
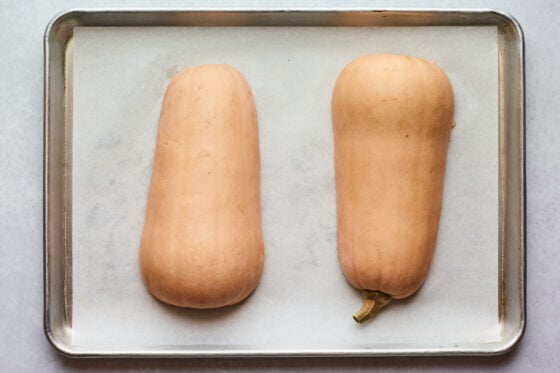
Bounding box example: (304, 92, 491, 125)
(139, 64, 264, 309)
(331, 54, 454, 323)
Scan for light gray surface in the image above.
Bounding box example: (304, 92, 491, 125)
(0, 0, 558, 371)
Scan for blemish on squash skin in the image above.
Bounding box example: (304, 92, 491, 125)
(198, 149, 210, 158)
(237, 205, 245, 216)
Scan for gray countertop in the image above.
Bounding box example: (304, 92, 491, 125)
(1, 0, 558, 371)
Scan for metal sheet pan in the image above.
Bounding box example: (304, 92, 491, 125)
(44, 8, 525, 357)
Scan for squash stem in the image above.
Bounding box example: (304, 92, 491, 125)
(353, 290, 392, 324)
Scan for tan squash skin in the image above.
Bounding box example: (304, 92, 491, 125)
(139, 64, 264, 309)
(332, 54, 454, 322)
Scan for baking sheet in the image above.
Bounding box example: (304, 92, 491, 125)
(72, 26, 499, 349)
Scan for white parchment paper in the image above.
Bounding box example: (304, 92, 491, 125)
(72, 26, 499, 350)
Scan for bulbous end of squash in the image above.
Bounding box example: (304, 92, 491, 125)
(353, 290, 392, 324)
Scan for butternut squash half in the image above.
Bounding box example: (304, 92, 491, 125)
(139, 64, 264, 309)
(331, 54, 455, 323)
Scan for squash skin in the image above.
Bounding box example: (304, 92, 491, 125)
(332, 54, 454, 300)
(139, 64, 264, 309)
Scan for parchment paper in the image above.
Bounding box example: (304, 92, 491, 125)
(72, 26, 499, 350)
